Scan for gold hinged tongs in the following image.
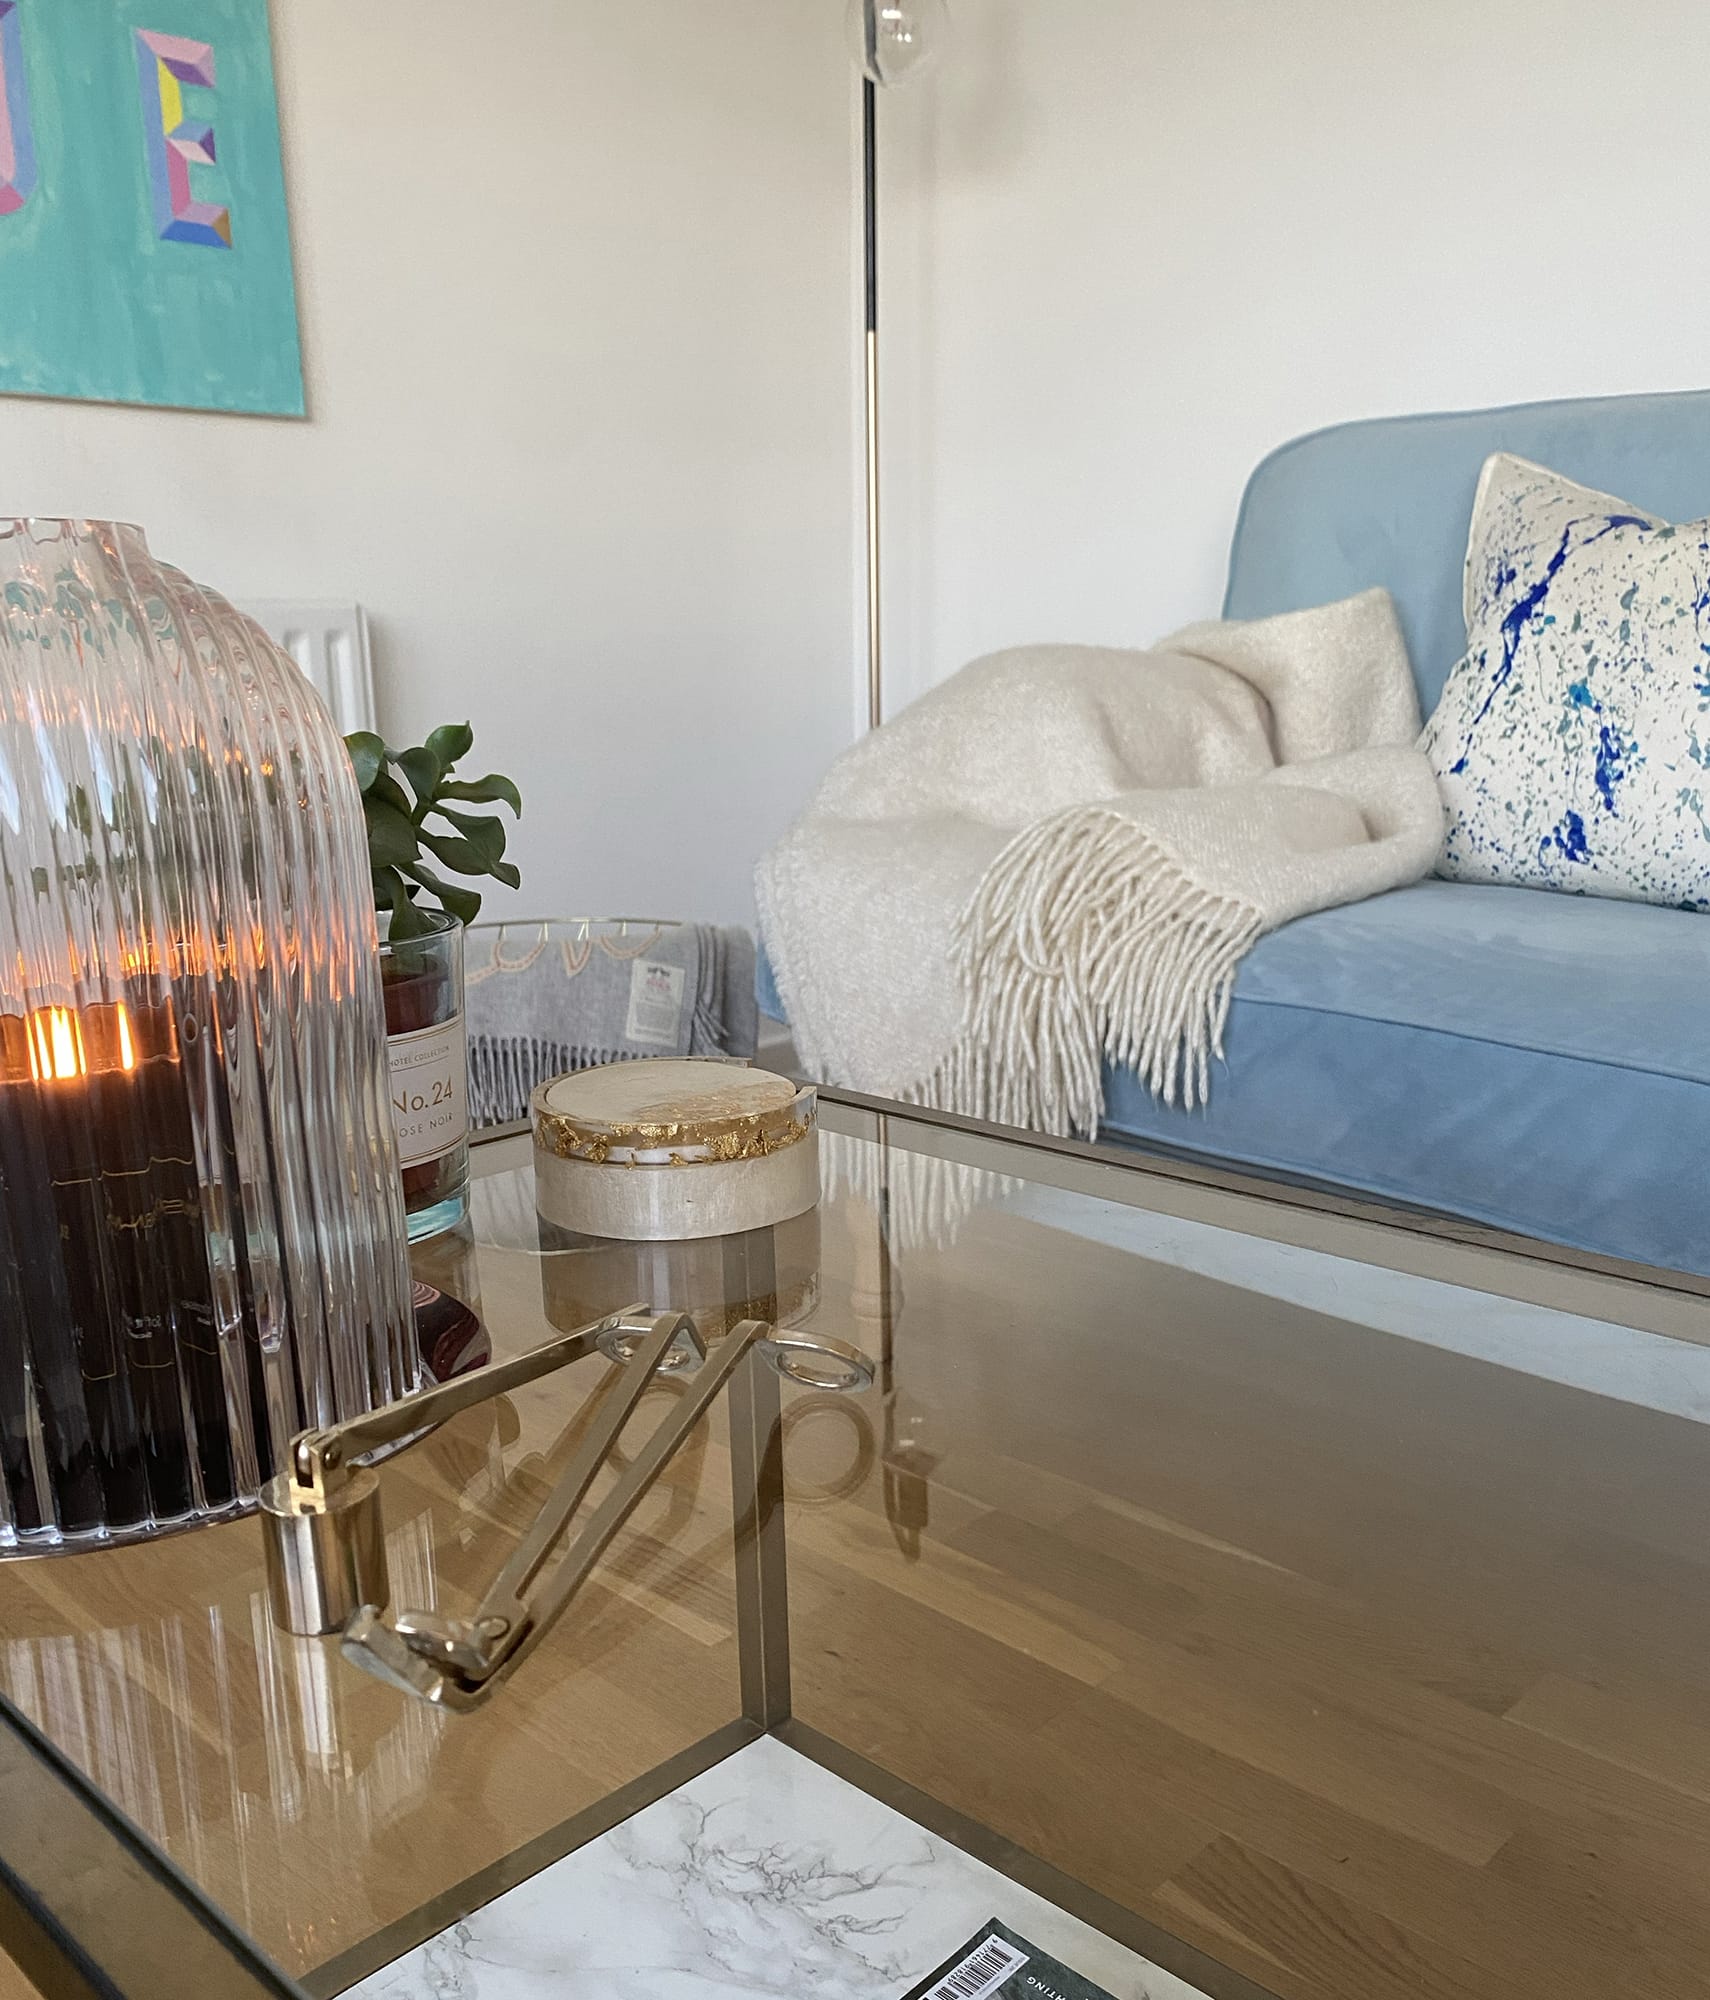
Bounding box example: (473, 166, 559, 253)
(259, 1305, 872, 1711)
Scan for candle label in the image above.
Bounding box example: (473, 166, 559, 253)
(386, 1014, 468, 1167)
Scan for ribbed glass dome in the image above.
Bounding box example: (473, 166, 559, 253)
(0, 519, 416, 1549)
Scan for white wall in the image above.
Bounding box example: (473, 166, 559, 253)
(877, 0, 1710, 716)
(0, 0, 858, 926)
(14, 0, 1702, 909)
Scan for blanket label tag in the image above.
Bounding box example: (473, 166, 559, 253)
(626, 959, 686, 1046)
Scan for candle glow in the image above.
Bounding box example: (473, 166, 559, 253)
(22, 1001, 139, 1082)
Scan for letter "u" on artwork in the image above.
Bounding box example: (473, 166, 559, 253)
(0, 1, 38, 217)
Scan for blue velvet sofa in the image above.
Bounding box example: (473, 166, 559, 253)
(762, 390, 1710, 1279)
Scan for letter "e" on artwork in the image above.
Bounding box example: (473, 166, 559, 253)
(135, 28, 230, 246)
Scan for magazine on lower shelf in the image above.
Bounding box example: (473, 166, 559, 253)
(902, 1919, 1120, 2000)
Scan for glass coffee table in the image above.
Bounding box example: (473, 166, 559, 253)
(1, 1096, 1706, 2000)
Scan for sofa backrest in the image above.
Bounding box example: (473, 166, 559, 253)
(1222, 387, 1710, 714)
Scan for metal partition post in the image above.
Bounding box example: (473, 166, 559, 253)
(863, 74, 883, 731)
(724, 1227, 792, 1728)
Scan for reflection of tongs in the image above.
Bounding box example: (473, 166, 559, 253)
(883, 1398, 939, 1559)
(260, 1306, 872, 1711)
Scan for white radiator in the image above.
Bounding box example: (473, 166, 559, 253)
(240, 600, 377, 736)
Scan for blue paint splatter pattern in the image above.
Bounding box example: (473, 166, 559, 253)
(1422, 452, 1710, 908)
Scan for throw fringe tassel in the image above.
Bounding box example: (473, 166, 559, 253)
(929, 806, 1264, 1137)
(821, 1129, 1018, 1256)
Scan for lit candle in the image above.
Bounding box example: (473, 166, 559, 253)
(0, 990, 238, 1539)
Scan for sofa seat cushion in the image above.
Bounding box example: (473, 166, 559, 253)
(760, 883, 1708, 1275)
(1101, 879, 1708, 1275)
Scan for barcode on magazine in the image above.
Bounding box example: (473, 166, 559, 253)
(921, 1934, 1030, 2000)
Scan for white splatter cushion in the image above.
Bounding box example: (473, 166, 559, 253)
(1423, 452, 1710, 909)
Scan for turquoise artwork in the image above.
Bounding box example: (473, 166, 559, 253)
(0, 0, 302, 415)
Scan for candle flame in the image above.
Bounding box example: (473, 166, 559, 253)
(33, 1007, 85, 1081)
(23, 1002, 138, 1081)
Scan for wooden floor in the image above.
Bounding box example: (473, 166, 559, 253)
(786, 1200, 1710, 2000)
(4, 1162, 1709, 1999)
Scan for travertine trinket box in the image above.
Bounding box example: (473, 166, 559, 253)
(531, 1058, 818, 1241)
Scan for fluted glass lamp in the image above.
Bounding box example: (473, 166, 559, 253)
(844, 0, 949, 730)
(0, 520, 417, 1551)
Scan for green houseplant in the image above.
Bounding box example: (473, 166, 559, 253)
(344, 722, 522, 938)
(345, 724, 522, 1237)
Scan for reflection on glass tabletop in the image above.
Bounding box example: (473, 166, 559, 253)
(2, 1098, 1707, 2000)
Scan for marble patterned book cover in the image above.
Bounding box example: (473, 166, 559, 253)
(904, 1918, 1120, 2000)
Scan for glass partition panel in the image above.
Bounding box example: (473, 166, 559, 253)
(2, 1108, 1705, 2000)
(0, 1135, 748, 1996)
(779, 1098, 1710, 2000)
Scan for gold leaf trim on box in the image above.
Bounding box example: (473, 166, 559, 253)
(532, 1085, 816, 1167)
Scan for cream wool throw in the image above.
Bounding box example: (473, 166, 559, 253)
(757, 588, 1445, 1136)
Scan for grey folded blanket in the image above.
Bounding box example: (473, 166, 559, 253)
(464, 920, 757, 1127)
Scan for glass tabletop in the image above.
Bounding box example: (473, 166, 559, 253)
(1, 1098, 1707, 2000)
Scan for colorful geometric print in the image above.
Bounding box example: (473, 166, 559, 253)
(1423, 453, 1710, 912)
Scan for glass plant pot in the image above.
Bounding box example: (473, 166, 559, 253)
(0, 520, 418, 1552)
(379, 910, 470, 1242)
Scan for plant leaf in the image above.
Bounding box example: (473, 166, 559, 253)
(428, 805, 507, 864)
(417, 829, 496, 878)
(363, 795, 421, 870)
(425, 721, 474, 771)
(372, 864, 427, 934)
(490, 858, 521, 890)
(387, 891, 434, 941)
(438, 773, 521, 817)
(395, 745, 440, 809)
(402, 859, 482, 925)
(344, 731, 387, 793)
(368, 770, 414, 818)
